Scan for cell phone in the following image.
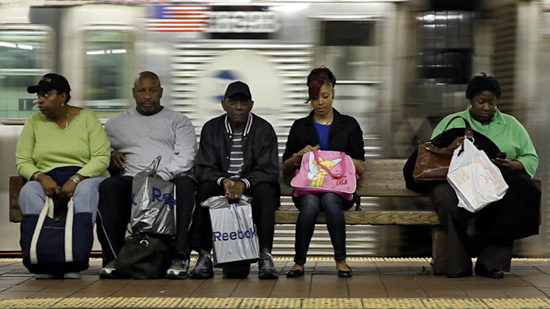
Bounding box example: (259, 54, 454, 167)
(496, 152, 507, 159)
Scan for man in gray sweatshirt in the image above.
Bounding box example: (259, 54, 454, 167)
(97, 71, 197, 279)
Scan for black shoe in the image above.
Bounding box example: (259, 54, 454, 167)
(258, 253, 279, 279)
(286, 268, 305, 278)
(337, 266, 353, 278)
(446, 269, 473, 278)
(475, 262, 504, 279)
(189, 255, 214, 279)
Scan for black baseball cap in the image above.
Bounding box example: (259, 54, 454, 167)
(224, 81, 252, 100)
(27, 73, 71, 94)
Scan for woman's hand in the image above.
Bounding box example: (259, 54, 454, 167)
(37, 174, 60, 197)
(492, 158, 525, 171)
(60, 180, 78, 198)
(282, 145, 320, 178)
(293, 145, 320, 165)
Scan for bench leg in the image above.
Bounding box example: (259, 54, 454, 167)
(431, 226, 447, 275)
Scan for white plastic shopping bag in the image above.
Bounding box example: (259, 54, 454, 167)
(447, 138, 508, 212)
(202, 195, 259, 266)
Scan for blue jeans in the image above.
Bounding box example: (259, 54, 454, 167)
(19, 176, 106, 222)
(293, 193, 350, 264)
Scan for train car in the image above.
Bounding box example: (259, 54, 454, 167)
(0, 0, 548, 259)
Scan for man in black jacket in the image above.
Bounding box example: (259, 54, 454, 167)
(190, 81, 280, 279)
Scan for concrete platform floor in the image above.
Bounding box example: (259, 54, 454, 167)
(1, 257, 550, 308)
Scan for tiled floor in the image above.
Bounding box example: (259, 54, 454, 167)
(1, 257, 550, 308)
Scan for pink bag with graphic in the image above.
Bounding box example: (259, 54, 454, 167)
(291, 150, 357, 200)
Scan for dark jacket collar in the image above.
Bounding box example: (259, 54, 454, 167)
(224, 113, 254, 137)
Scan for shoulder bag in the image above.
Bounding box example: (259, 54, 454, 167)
(291, 150, 357, 200)
(412, 116, 473, 182)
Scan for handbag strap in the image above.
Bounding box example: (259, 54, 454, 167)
(30, 197, 54, 264)
(312, 150, 346, 178)
(437, 115, 474, 140)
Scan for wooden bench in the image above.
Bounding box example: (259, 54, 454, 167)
(9, 159, 542, 276)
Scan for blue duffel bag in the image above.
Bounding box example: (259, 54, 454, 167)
(20, 197, 94, 274)
(20, 166, 94, 275)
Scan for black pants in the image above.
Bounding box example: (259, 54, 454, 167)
(96, 175, 197, 265)
(293, 193, 353, 265)
(430, 183, 513, 276)
(192, 181, 279, 253)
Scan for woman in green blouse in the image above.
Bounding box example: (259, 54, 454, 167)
(430, 73, 539, 279)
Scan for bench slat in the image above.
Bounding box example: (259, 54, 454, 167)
(275, 210, 440, 225)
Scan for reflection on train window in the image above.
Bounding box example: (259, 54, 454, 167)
(84, 30, 134, 110)
(0, 28, 53, 120)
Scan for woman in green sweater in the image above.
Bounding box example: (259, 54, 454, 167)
(16, 73, 110, 279)
(430, 73, 539, 279)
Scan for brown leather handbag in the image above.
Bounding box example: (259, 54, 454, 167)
(413, 116, 473, 182)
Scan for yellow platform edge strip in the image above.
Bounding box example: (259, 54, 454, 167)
(3, 257, 550, 262)
(2, 297, 550, 309)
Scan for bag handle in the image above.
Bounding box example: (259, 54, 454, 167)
(30, 197, 75, 264)
(64, 198, 74, 262)
(30, 197, 54, 264)
(312, 150, 346, 178)
(436, 115, 474, 141)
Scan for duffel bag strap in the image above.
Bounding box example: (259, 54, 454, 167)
(30, 197, 54, 264)
(64, 198, 74, 262)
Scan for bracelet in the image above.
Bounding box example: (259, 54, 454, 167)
(70, 175, 82, 184)
(33, 171, 43, 181)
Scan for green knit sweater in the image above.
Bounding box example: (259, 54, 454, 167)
(16, 108, 110, 179)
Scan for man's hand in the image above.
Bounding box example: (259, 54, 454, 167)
(224, 179, 246, 200)
(37, 174, 60, 197)
(110, 151, 127, 171)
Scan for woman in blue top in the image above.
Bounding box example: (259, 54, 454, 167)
(282, 67, 365, 278)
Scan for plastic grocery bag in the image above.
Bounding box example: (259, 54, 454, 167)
(447, 138, 508, 213)
(131, 156, 177, 236)
(202, 195, 259, 266)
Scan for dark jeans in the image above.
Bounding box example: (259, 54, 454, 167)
(430, 183, 513, 275)
(192, 181, 279, 253)
(293, 193, 352, 265)
(96, 175, 197, 265)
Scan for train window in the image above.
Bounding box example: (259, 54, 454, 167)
(321, 20, 376, 46)
(0, 27, 53, 120)
(83, 29, 134, 111)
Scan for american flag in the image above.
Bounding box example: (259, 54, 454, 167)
(147, 5, 209, 32)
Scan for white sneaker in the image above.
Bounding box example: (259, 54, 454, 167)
(63, 272, 82, 279)
(99, 260, 119, 279)
(166, 259, 189, 279)
(35, 273, 57, 279)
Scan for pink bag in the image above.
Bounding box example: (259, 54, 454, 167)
(290, 150, 357, 200)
